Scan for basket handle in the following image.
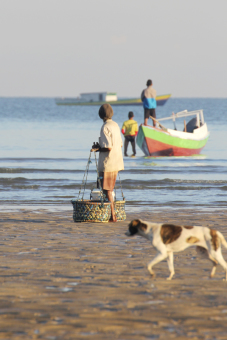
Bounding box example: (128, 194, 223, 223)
(77, 152, 92, 200)
(94, 152, 106, 205)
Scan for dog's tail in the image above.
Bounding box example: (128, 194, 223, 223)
(217, 231, 227, 249)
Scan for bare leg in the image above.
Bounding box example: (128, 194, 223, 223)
(167, 252, 175, 280)
(152, 109, 156, 127)
(147, 251, 168, 278)
(144, 118, 148, 126)
(106, 190, 117, 222)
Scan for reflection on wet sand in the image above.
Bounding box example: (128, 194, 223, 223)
(0, 209, 227, 339)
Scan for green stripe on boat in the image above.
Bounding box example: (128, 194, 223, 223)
(139, 126, 209, 150)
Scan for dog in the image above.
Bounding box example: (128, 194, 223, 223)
(125, 219, 227, 280)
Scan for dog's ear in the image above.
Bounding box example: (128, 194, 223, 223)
(131, 219, 141, 228)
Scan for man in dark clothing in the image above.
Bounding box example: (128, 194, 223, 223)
(141, 79, 157, 126)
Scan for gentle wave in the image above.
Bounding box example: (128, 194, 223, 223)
(0, 168, 91, 174)
(1, 177, 227, 185)
(120, 178, 227, 185)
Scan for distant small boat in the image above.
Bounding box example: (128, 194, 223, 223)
(137, 109, 209, 157)
(55, 92, 171, 106)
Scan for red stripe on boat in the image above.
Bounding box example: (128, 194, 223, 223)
(145, 137, 205, 156)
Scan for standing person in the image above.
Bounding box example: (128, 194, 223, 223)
(141, 79, 157, 127)
(121, 111, 138, 157)
(91, 103, 124, 222)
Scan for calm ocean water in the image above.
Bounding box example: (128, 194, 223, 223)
(0, 97, 227, 213)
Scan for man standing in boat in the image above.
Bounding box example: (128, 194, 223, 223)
(141, 79, 157, 127)
(91, 104, 124, 222)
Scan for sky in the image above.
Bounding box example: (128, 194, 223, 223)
(0, 0, 227, 98)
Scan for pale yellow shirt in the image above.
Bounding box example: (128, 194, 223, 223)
(98, 119, 124, 172)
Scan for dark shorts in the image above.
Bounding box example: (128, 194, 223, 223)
(144, 108, 156, 120)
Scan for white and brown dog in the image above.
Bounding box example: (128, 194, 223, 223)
(125, 219, 227, 280)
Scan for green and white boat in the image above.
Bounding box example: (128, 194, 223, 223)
(137, 109, 210, 157)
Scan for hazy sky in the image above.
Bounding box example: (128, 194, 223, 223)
(1, 0, 227, 97)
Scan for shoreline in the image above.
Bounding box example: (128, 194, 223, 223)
(1, 203, 227, 214)
(0, 208, 227, 339)
(2, 206, 227, 226)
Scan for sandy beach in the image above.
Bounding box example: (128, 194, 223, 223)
(0, 208, 226, 339)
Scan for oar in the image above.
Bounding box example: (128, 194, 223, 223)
(150, 116, 168, 132)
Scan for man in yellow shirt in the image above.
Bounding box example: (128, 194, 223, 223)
(121, 112, 138, 157)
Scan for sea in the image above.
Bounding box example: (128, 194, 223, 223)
(0, 97, 227, 214)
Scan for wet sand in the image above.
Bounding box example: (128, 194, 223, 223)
(0, 208, 227, 339)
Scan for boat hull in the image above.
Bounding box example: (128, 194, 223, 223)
(55, 94, 171, 106)
(137, 125, 209, 157)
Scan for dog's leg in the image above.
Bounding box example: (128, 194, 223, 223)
(197, 246, 219, 279)
(167, 251, 175, 280)
(210, 261, 217, 278)
(206, 253, 218, 278)
(147, 251, 168, 278)
(213, 251, 227, 281)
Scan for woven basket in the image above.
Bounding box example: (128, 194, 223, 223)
(71, 199, 111, 223)
(71, 199, 126, 222)
(114, 200, 126, 221)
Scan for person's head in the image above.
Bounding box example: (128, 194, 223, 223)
(146, 79, 152, 86)
(99, 103, 113, 121)
(128, 111, 134, 119)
